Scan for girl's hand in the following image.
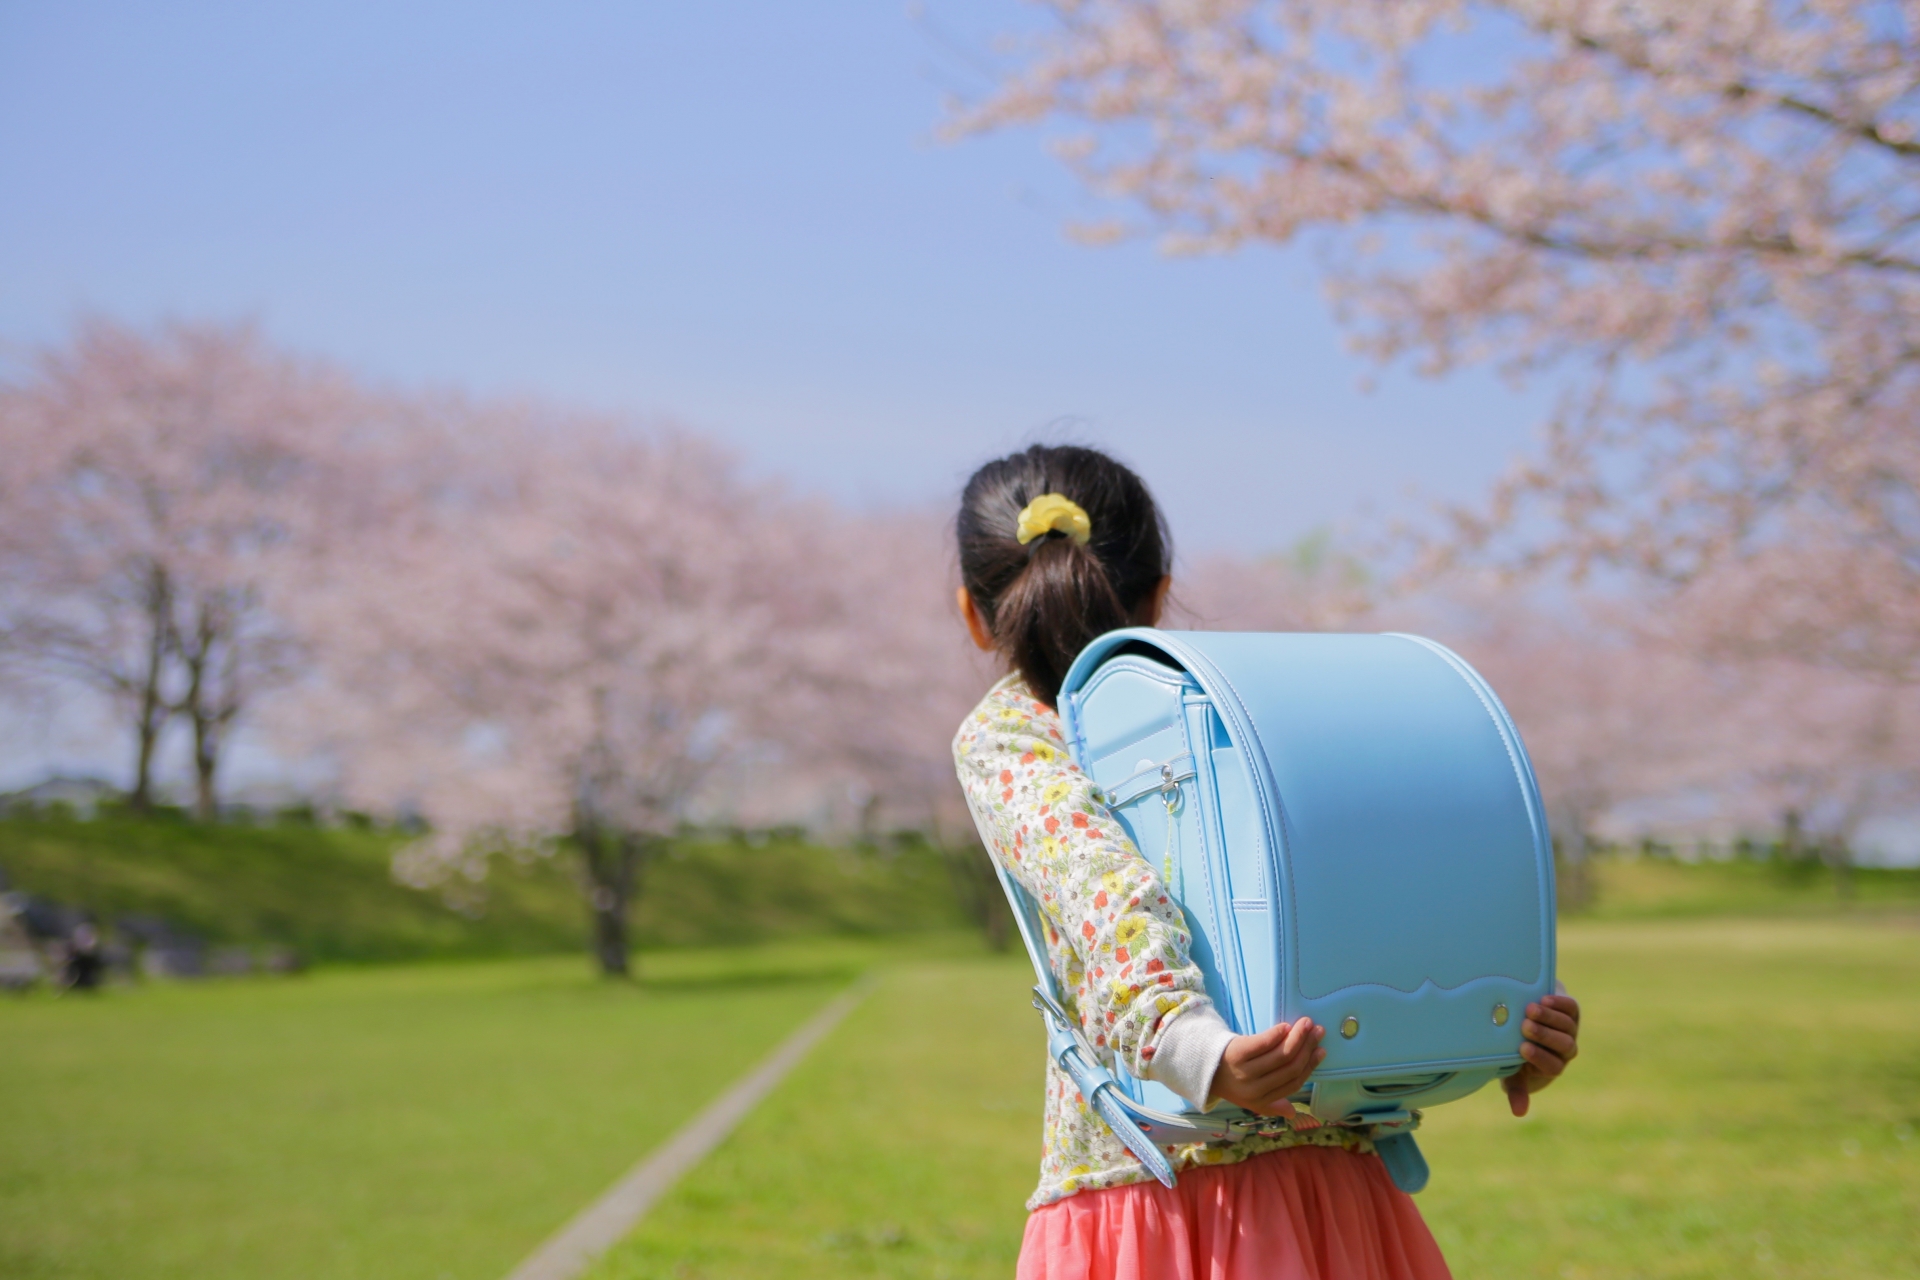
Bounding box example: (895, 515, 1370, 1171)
(1502, 993, 1581, 1117)
(1209, 1018, 1326, 1117)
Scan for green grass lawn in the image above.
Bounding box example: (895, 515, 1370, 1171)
(0, 937, 940, 1280)
(585, 952, 1040, 1280)
(1418, 918, 1920, 1279)
(6, 913, 1916, 1279)
(591, 916, 1920, 1280)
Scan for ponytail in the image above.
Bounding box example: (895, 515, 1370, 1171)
(956, 445, 1170, 706)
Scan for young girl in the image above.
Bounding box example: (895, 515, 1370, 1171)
(951, 445, 1582, 1280)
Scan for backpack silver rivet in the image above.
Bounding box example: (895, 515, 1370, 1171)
(1492, 1003, 1510, 1026)
(1339, 1016, 1359, 1039)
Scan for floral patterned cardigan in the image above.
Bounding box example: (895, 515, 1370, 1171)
(954, 673, 1368, 1209)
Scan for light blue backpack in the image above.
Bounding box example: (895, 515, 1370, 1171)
(987, 629, 1557, 1193)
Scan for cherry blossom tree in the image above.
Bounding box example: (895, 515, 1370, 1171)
(0, 318, 354, 815)
(1727, 660, 1920, 892)
(776, 508, 1009, 940)
(1171, 530, 1375, 631)
(1657, 554, 1920, 883)
(958, 1, 1920, 678)
(1425, 586, 1745, 903)
(1393, 567, 1920, 893)
(773, 510, 991, 830)
(302, 402, 831, 975)
(1658, 530, 1920, 683)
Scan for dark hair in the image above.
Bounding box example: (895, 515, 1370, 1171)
(957, 444, 1170, 707)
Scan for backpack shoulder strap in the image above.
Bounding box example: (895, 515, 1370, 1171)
(965, 803, 1253, 1188)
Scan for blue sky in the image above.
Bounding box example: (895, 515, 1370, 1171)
(0, 0, 1547, 562)
(7, 5, 1918, 863)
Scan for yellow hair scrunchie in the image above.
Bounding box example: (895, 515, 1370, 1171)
(1016, 493, 1093, 546)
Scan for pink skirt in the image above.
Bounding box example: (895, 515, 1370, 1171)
(1018, 1146, 1451, 1280)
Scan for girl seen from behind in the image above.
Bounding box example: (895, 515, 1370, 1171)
(950, 444, 1582, 1280)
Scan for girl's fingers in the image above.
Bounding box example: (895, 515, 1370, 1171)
(1230, 1040, 1284, 1078)
(1253, 1020, 1294, 1050)
(1526, 1004, 1579, 1037)
(1239, 1058, 1315, 1101)
(1250, 1046, 1325, 1098)
(1521, 1018, 1578, 1059)
(1279, 1017, 1317, 1059)
(1235, 1020, 1294, 1062)
(1242, 1019, 1320, 1073)
(1519, 1041, 1567, 1077)
(1537, 994, 1581, 1024)
(1267, 1033, 1322, 1080)
(1507, 998, 1579, 1119)
(1225, 1023, 1328, 1111)
(1219, 1025, 1287, 1078)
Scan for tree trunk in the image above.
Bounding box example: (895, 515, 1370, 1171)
(1551, 799, 1598, 913)
(983, 886, 1011, 951)
(1780, 809, 1806, 862)
(1556, 827, 1595, 913)
(191, 713, 219, 822)
(590, 872, 630, 978)
(1822, 836, 1856, 903)
(174, 604, 235, 822)
(940, 837, 1012, 952)
(577, 823, 648, 978)
(130, 690, 164, 813)
(128, 568, 172, 813)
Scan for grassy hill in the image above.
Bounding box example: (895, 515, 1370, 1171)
(0, 812, 973, 965)
(1577, 852, 1920, 920)
(4, 808, 1913, 970)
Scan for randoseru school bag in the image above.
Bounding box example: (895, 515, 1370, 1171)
(982, 629, 1557, 1194)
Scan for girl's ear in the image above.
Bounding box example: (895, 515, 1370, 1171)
(957, 586, 996, 652)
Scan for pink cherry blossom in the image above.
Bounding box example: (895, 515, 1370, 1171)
(958, 1, 1920, 680)
(0, 318, 359, 816)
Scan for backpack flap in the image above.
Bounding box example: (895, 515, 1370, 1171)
(1063, 628, 1557, 1128)
(1196, 632, 1553, 1110)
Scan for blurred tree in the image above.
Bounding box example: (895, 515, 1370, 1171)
(960, 1, 1920, 679)
(304, 406, 790, 976)
(663, 490, 1100, 952)
(773, 510, 1007, 944)
(1172, 529, 1375, 631)
(1425, 571, 1920, 896)
(0, 319, 353, 816)
(1715, 649, 1920, 897)
(1434, 588, 1741, 908)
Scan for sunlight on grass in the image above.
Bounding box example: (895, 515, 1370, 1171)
(6, 919, 1913, 1279)
(0, 938, 907, 1280)
(594, 918, 1920, 1280)
(1419, 919, 1920, 1279)
(587, 954, 1040, 1280)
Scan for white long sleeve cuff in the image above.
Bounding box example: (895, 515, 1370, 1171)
(1144, 1001, 1237, 1111)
